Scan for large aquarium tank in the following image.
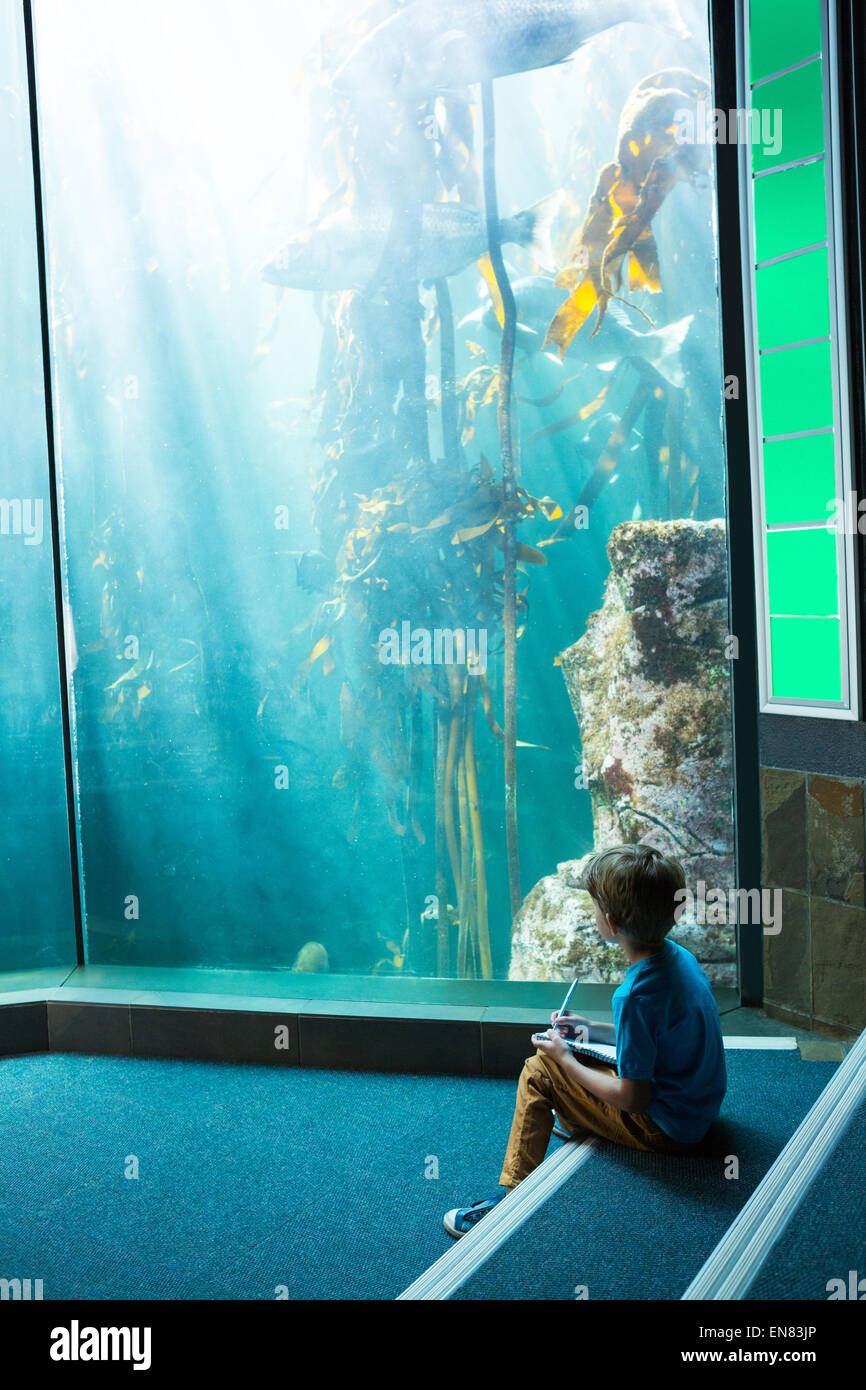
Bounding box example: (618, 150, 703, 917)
(12, 0, 737, 992)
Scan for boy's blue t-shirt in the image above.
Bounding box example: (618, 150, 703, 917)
(612, 938, 726, 1143)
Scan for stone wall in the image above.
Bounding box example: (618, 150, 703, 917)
(761, 767, 865, 1036)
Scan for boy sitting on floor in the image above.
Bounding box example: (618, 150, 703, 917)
(445, 844, 727, 1238)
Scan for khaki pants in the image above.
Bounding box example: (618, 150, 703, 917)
(500, 1051, 698, 1188)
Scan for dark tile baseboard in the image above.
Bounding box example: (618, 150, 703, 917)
(0, 997, 540, 1077)
(0, 1001, 48, 1056)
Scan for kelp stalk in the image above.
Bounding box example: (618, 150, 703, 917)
(463, 680, 492, 978)
(434, 278, 460, 465)
(456, 750, 472, 977)
(434, 706, 451, 975)
(480, 78, 521, 924)
(444, 664, 464, 899)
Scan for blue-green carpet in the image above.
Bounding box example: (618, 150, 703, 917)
(0, 1054, 515, 1300)
(453, 1053, 839, 1301)
(0, 1051, 840, 1300)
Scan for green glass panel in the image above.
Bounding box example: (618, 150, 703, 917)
(759, 339, 834, 436)
(753, 158, 827, 263)
(763, 431, 837, 525)
(766, 527, 838, 615)
(750, 0, 822, 85)
(769, 616, 842, 701)
(751, 61, 824, 174)
(755, 247, 830, 348)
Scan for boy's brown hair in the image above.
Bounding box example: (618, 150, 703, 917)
(581, 844, 686, 946)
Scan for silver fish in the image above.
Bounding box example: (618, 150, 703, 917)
(261, 193, 561, 291)
(461, 275, 693, 388)
(332, 0, 690, 98)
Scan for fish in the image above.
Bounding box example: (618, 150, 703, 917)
(291, 941, 330, 973)
(296, 549, 333, 593)
(332, 0, 690, 99)
(461, 276, 693, 387)
(261, 194, 560, 292)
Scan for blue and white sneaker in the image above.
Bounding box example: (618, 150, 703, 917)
(443, 1191, 505, 1239)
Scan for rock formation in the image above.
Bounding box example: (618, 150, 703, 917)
(510, 518, 737, 985)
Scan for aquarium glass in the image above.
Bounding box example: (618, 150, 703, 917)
(0, 1, 77, 973)
(29, 0, 738, 990)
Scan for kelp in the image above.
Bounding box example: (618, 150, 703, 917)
(88, 511, 205, 728)
(266, 6, 573, 976)
(480, 76, 522, 926)
(543, 70, 710, 357)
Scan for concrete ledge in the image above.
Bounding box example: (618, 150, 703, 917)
(0, 972, 745, 1077)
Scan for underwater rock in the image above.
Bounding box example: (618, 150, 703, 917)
(508, 855, 737, 987)
(509, 518, 736, 985)
(291, 941, 330, 973)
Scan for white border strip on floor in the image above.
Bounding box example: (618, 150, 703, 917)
(397, 1134, 598, 1300)
(683, 1028, 866, 1300)
(398, 1036, 798, 1300)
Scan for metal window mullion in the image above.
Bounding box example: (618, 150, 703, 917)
(22, 0, 87, 962)
(825, 0, 862, 718)
(750, 51, 822, 90)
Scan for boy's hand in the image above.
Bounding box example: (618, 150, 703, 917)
(533, 1029, 571, 1064)
(549, 1010, 591, 1041)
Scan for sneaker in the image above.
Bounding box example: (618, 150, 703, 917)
(553, 1114, 590, 1142)
(443, 1191, 505, 1239)
(553, 1111, 574, 1141)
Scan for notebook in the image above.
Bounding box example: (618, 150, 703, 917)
(561, 1038, 617, 1066)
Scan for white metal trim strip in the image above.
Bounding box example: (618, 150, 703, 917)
(682, 1028, 866, 1300)
(396, 1135, 598, 1300)
(751, 53, 821, 90)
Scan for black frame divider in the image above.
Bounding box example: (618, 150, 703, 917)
(711, 0, 764, 1008)
(836, 0, 866, 707)
(22, 0, 85, 968)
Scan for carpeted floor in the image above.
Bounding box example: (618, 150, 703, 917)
(0, 1051, 841, 1300)
(453, 1052, 839, 1301)
(0, 1054, 517, 1300)
(746, 1099, 866, 1301)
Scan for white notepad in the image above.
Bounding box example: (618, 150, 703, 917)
(562, 1039, 617, 1066)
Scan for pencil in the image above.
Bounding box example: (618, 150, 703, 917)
(550, 976, 578, 1035)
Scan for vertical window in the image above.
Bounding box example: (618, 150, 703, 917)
(741, 0, 860, 715)
(0, 1, 77, 971)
